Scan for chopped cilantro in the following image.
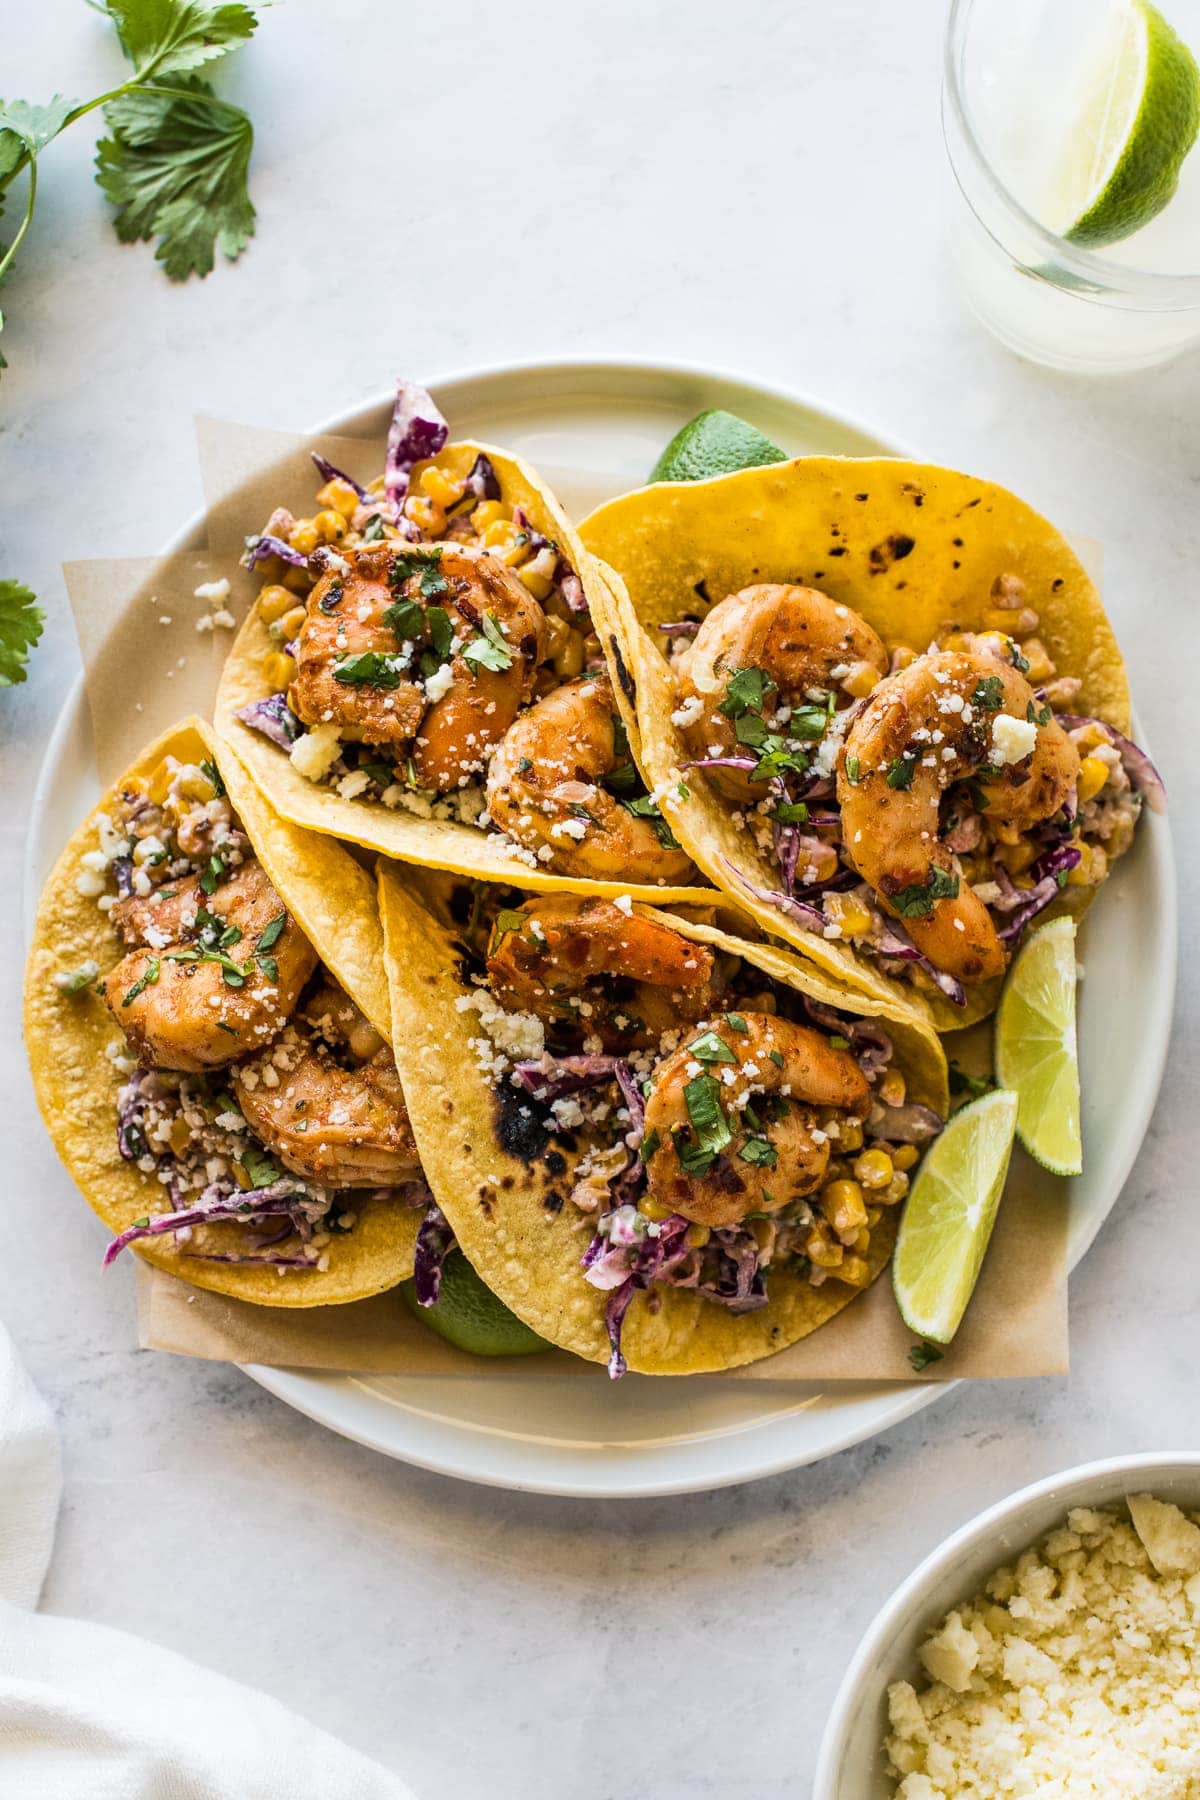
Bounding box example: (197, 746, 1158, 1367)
(734, 711, 769, 749)
(738, 1136, 778, 1169)
(121, 958, 160, 1006)
(829, 1034, 850, 1050)
(688, 1029, 738, 1065)
(789, 695, 835, 741)
(254, 954, 277, 982)
(680, 1073, 734, 1169)
(768, 1049, 785, 1068)
(493, 907, 528, 939)
(971, 675, 1005, 712)
(333, 651, 406, 689)
(1011, 646, 1031, 674)
(199, 851, 226, 896)
(57, 963, 99, 996)
(381, 597, 423, 641)
(517, 756, 533, 774)
(724, 1012, 748, 1033)
(256, 911, 287, 951)
(621, 794, 681, 850)
(241, 1145, 282, 1189)
(639, 1126, 661, 1163)
(909, 1340, 944, 1373)
(426, 606, 455, 661)
(463, 613, 514, 674)
(845, 754, 862, 784)
(891, 866, 960, 918)
(719, 665, 776, 719)
(771, 799, 809, 825)
(1026, 699, 1052, 726)
(361, 513, 386, 542)
(199, 756, 225, 798)
(886, 753, 917, 790)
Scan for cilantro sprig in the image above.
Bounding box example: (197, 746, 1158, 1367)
(0, 582, 45, 686)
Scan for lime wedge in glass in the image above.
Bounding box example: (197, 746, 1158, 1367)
(995, 915, 1082, 1176)
(650, 409, 786, 483)
(1053, 0, 1200, 246)
(892, 1089, 1019, 1344)
(401, 1251, 550, 1357)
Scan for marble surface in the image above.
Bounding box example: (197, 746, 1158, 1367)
(2, 1, 1197, 1794)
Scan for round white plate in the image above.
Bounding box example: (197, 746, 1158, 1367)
(26, 360, 1177, 1497)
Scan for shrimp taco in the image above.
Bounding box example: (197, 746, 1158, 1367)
(215, 381, 700, 904)
(378, 869, 948, 1377)
(580, 459, 1164, 1028)
(25, 717, 429, 1305)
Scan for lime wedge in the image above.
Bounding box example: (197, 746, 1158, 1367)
(1053, 0, 1200, 247)
(401, 1251, 551, 1357)
(892, 1089, 1019, 1344)
(650, 409, 786, 484)
(994, 915, 1082, 1176)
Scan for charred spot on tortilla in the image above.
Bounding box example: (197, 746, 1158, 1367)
(854, 492, 870, 502)
(494, 1086, 549, 1162)
(477, 1190, 494, 1216)
(693, 579, 712, 605)
(609, 636, 636, 705)
(868, 534, 916, 574)
(544, 1149, 568, 1178)
(543, 1192, 564, 1214)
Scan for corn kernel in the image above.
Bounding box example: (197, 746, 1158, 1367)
(471, 500, 507, 533)
(1067, 840, 1106, 887)
(998, 839, 1037, 877)
(804, 1225, 845, 1268)
(842, 661, 880, 699)
(269, 605, 308, 643)
(263, 652, 297, 690)
(314, 509, 347, 543)
(892, 1144, 920, 1172)
(854, 1148, 895, 1190)
(881, 1172, 910, 1205)
(878, 1068, 907, 1108)
(889, 645, 918, 673)
(288, 519, 320, 556)
(821, 1178, 867, 1240)
(420, 465, 467, 509)
(1077, 754, 1109, 804)
(258, 584, 296, 624)
(941, 631, 971, 652)
(519, 564, 555, 602)
(838, 1119, 864, 1154)
(177, 770, 216, 803)
(147, 758, 178, 805)
(852, 1226, 871, 1253)
(640, 1195, 673, 1223)
(826, 892, 874, 940)
(366, 475, 387, 498)
(685, 1222, 711, 1248)
(317, 478, 360, 519)
(232, 1163, 253, 1191)
(983, 607, 1038, 635)
(1020, 637, 1056, 683)
(283, 565, 311, 594)
(975, 628, 1016, 658)
(1072, 721, 1110, 753)
(169, 1116, 192, 1156)
(405, 495, 446, 536)
(747, 1216, 777, 1254)
(865, 1205, 883, 1227)
(838, 1254, 872, 1288)
(552, 631, 586, 679)
(483, 519, 519, 549)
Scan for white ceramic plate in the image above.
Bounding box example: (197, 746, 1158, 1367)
(25, 360, 1177, 1498)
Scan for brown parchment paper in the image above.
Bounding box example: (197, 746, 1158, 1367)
(54, 413, 1071, 1382)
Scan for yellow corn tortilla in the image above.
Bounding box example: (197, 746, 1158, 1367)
(378, 862, 948, 1376)
(580, 458, 1131, 1029)
(215, 440, 702, 906)
(24, 716, 420, 1306)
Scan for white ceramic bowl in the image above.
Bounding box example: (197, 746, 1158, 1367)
(814, 1453, 1200, 1798)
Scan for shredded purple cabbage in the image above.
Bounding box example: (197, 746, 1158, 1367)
(310, 452, 367, 500)
(721, 858, 827, 933)
(512, 1054, 624, 1101)
(242, 533, 309, 572)
(1056, 715, 1166, 814)
(512, 506, 554, 556)
(111, 855, 135, 899)
(103, 1180, 317, 1268)
(800, 999, 894, 1078)
(462, 451, 500, 502)
(875, 920, 968, 1008)
(413, 1199, 456, 1306)
(682, 756, 758, 775)
(994, 843, 1082, 943)
(657, 619, 702, 639)
(237, 692, 302, 750)
(558, 571, 588, 615)
(385, 379, 449, 511)
(116, 1073, 152, 1162)
(866, 1102, 943, 1144)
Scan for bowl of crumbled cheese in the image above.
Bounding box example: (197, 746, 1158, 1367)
(814, 1454, 1200, 1800)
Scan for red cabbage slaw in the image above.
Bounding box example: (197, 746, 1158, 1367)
(385, 379, 449, 512)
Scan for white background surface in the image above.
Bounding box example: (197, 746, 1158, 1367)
(2, 2, 1196, 1795)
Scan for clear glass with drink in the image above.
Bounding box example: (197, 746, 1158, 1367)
(943, 0, 1200, 372)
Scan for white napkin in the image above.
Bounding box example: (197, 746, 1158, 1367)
(0, 1324, 415, 1799)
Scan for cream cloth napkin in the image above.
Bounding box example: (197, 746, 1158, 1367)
(0, 1324, 415, 1798)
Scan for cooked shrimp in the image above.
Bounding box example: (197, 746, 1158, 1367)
(102, 859, 317, 1071)
(643, 1015, 871, 1228)
(290, 543, 547, 790)
(486, 674, 695, 884)
(674, 585, 888, 801)
(837, 650, 1080, 983)
(486, 895, 716, 1051)
(232, 1027, 419, 1189)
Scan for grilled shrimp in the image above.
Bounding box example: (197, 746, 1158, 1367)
(674, 585, 889, 801)
(102, 859, 317, 1072)
(290, 543, 547, 790)
(643, 1015, 871, 1228)
(232, 982, 419, 1189)
(837, 650, 1080, 983)
(486, 674, 695, 884)
(486, 895, 716, 1051)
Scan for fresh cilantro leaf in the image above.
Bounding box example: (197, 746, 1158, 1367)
(198, 850, 225, 895)
(100, 0, 258, 78)
(789, 696, 834, 741)
(1026, 698, 1052, 726)
(425, 606, 454, 660)
(886, 753, 916, 790)
(57, 962, 100, 995)
(768, 1049, 784, 1067)
(333, 650, 405, 689)
(749, 739, 809, 784)
(719, 665, 776, 719)
(738, 1136, 778, 1169)
(0, 97, 75, 167)
(240, 1143, 281, 1189)
(254, 952, 277, 982)
(971, 675, 1005, 712)
(688, 1029, 737, 1065)
(601, 759, 639, 796)
(621, 793, 681, 850)
(844, 754, 862, 784)
(361, 513, 386, 542)
(0, 581, 45, 685)
(639, 1126, 661, 1163)
(382, 597, 423, 642)
(492, 908, 529, 939)
(828, 1035, 850, 1050)
(122, 957, 161, 1005)
(1011, 646, 1031, 674)
(96, 76, 255, 280)
(681, 1073, 734, 1164)
(909, 1340, 944, 1372)
(724, 1012, 748, 1033)
(256, 910, 286, 951)
(463, 613, 514, 674)
(771, 799, 809, 825)
(734, 711, 768, 749)
(199, 755, 225, 797)
(891, 866, 960, 918)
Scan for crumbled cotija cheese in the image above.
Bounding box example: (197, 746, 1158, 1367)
(886, 1496, 1200, 1798)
